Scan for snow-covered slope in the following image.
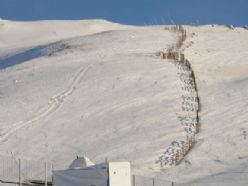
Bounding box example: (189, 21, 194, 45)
(0, 19, 135, 49)
(0, 20, 248, 184)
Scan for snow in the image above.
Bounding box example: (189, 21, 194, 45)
(0, 20, 248, 184)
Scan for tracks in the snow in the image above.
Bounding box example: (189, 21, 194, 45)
(0, 65, 91, 143)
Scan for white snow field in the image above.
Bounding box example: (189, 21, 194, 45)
(0, 19, 248, 184)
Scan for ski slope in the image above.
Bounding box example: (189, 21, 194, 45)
(0, 20, 248, 184)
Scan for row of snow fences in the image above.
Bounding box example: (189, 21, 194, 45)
(156, 25, 200, 167)
(132, 173, 248, 186)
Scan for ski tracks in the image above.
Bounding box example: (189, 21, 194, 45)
(0, 65, 91, 143)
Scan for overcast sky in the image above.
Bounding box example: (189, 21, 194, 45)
(0, 0, 247, 26)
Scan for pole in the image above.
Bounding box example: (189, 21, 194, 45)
(45, 162, 47, 186)
(152, 178, 155, 186)
(18, 159, 22, 186)
(132, 175, 135, 186)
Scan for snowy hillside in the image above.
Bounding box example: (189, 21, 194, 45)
(0, 19, 248, 184)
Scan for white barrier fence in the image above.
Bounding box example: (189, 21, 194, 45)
(0, 155, 53, 185)
(132, 175, 173, 186)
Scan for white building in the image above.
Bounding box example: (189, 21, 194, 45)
(53, 157, 131, 186)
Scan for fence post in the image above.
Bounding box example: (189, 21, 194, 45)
(45, 162, 47, 186)
(18, 158, 22, 186)
(132, 175, 135, 186)
(51, 164, 54, 186)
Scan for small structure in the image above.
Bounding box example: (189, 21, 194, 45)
(69, 156, 95, 169)
(53, 156, 131, 186)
